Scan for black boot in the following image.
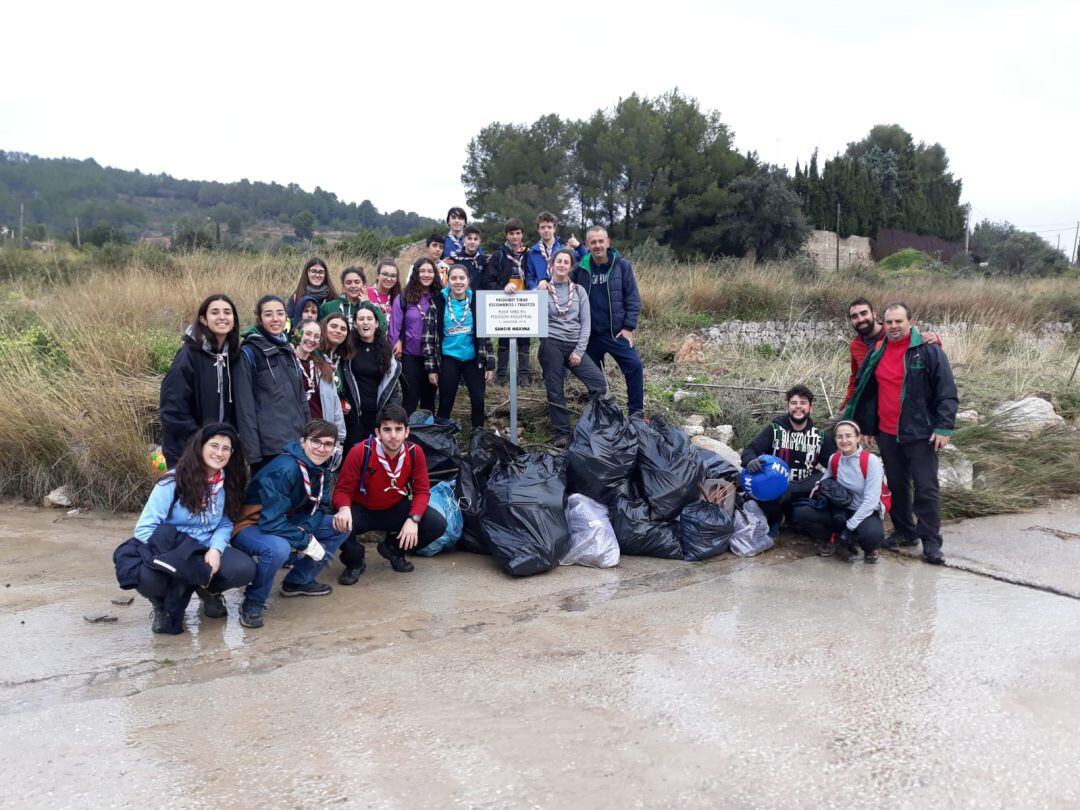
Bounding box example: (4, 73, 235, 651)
(195, 586, 227, 619)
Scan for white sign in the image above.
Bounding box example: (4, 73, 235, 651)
(475, 291, 549, 339)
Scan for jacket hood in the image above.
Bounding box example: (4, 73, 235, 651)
(183, 324, 228, 355)
(242, 328, 290, 352)
(283, 441, 329, 474)
(294, 295, 322, 322)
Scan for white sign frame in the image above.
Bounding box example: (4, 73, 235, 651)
(475, 290, 549, 339)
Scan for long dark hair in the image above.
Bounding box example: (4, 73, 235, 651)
(404, 257, 436, 305)
(349, 307, 392, 379)
(291, 257, 337, 303)
(190, 294, 240, 358)
(373, 258, 401, 301)
(167, 424, 247, 522)
(319, 313, 354, 361)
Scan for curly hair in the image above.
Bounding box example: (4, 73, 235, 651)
(167, 424, 247, 522)
(349, 310, 392, 379)
(404, 257, 437, 305)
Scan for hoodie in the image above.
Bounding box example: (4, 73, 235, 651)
(240, 441, 334, 549)
(159, 327, 237, 467)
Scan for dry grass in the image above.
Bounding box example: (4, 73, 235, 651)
(0, 249, 1076, 512)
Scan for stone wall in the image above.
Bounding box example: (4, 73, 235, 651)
(805, 229, 873, 271)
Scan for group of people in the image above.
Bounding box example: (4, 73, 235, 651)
(122, 205, 958, 637)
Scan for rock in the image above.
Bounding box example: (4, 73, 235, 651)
(990, 397, 1065, 435)
(683, 414, 706, 428)
(673, 389, 695, 404)
(682, 425, 705, 437)
(956, 409, 980, 426)
(674, 333, 706, 365)
(110, 595, 135, 606)
(706, 424, 735, 445)
(83, 614, 118, 624)
(690, 436, 742, 471)
(43, 486, 72, 509)
(938, 445, 973, 490)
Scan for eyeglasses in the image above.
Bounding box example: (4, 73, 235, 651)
(305, 439, 337, 450)
(206, 443, 233, 454)
(379, 273, 397, 279)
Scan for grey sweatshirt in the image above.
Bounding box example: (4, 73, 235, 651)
(546, 280, 590, 356)
(820, 450, 885, 530)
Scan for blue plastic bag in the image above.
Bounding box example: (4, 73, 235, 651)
(414, 481, 464, 557)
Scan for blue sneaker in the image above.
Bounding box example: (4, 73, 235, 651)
(239, 600, 264, 629)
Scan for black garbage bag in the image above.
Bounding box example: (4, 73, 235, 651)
(481, 452, 571, 576)
(679, 500, 737, 561)
(408, 420, 461, 481)
(608, 481, 682, 559)
(637, 416, 703, 521)
(693, 447, 739, 482)
(468, 428, 523, 481)
(566, 398, 639, 504)
(454, 458, 490, 555)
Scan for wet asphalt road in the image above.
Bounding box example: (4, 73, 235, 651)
(2, 501, 1079, 808)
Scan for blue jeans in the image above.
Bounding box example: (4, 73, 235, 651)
(233, 514, 348, 606)
(586, 332, 644, 414)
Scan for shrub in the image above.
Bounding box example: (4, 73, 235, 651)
(878, 248, 930, 272)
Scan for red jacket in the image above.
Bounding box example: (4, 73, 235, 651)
(332, 439, 431, 516)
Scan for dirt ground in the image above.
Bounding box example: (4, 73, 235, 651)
(2, 499, 1079, 809)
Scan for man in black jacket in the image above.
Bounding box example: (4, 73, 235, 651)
(844, 302, 958, 564)
(740, 385, 835, 537)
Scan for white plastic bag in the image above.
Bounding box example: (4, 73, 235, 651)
(561, 494, 620, 568)
(729, 500, 773, 557)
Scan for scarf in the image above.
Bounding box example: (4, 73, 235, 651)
(305, 283, 329, 301)
(296, 460, 324, 515)
(375, 440, 409, 496)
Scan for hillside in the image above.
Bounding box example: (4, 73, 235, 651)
(0, 150, 440, 244)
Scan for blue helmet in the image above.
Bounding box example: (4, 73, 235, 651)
(741, 454, 791, 501)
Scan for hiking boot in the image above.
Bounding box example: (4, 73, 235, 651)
(149, 601, 182, 635)
(338, 559, 366, 586)
(815, 541, 835, 557)
(882, 531, 918, 549)
(864, 550, 880, 564)
(239, 600, 264, 629)
(552, 434, 570, 451)
(377, 540, 414, 573)
(195, 587, 227, 619)
(923, 547, 945, 565)
(280, 580, 332, 597)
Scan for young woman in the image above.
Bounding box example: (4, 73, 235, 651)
(538, 248, 608, 449)
(235, 295, 309, 469)
(159, 294, 242, 467)
(286, 257, 337, 322)
(796, 420, 885, 563)
(320, 266, 369, 326)
(349, 302, 402, 441)
(391, 257, 438, 415)
(131, 424, 255, 634)
(231, 419, 350, 629)
(292, 319, 345, 444)
(319, 313, 357, 448)
(366, 258, 400, 326)
(422, 263, 493, 428)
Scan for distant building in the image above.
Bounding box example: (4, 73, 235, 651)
(140, 235, 172, 249)
(805, 229, 872, 271)
(30, 240, 57, 252)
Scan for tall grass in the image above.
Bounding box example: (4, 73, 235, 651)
(0, 249, 1076, 512)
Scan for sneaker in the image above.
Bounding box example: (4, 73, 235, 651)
(195, 586, 227, 619)
(149, 601, 183, 635)
(882, 531, 918, 549)
(552, 434, 570, 451)
(280, 580, 333, 597)
(864, 550, 880, 564)
(923, 547, 945, 565)
(239, 600, 264, 628)
(338, 559, 367, 586)
(815, 541, 835, 557)
(377, 540, 415, 573)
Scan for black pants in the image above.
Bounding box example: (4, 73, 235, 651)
(538, 338, 607, 436)
(496, 337, 531, 380)
(400, 353, 436, 415)
(339, 500, 448, 567)
(791, 504, 884, 552)
(438, 355, 487, 428)
(136, 546, 256, 604)
(877, 432, 942, 552)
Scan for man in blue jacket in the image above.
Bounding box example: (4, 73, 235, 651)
(572, 226, 644, 417)
(844, 302, 958, 564)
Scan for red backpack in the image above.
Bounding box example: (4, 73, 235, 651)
(829, 450, 892, 512)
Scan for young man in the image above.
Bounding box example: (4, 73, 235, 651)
(425, 235, 445, 265)
(448, 224, 486, 291)
(844, 302, 958, 564)
(483, 217, 533, 386)
(332, 404, 448, 583)
(526, 211, 582, 290)
(443, 207, 468, 258)
(842, 298, 940, 409)
(231, 419, 351, 629)
(571, 225, 644, 417)
(740, 385, 836, 537)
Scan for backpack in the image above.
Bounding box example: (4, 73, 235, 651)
(829, 450, 892, 512)
(355, 438, 417, 496)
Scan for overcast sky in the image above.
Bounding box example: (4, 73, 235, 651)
(3, 0, 1078, 248)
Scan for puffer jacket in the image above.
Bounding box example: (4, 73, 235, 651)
(572, 249, 641, 337)
(236, 329, 308, 464)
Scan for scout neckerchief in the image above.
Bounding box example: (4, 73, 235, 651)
(504, 242, 525, 282)
(200, 470, 225, 523)
(537, 239, 557, 268)
(369, 288, 392, 317)
(445, 232, 464, 255)
(297, 355, 317, 402)
(550, 280, 576, 319)
(321, 350, 343, 393)
(446, 291, 472, 335)
(375, 439, 409, 496)
(296, 460, 324, 514)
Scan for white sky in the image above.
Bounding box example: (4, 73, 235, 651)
(3, 0, 1078, 249)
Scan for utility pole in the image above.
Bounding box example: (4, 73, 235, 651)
(835, 201, 841, 273)
(964, 204, 971, 255)
(1072, 220, 1079, 265)
(74, 216, 81, 249)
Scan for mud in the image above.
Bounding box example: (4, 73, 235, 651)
(3, 500, 1080, 808)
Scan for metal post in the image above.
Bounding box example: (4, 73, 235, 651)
(508, 337, 518, 444)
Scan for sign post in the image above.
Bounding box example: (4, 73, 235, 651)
(476, 291, 548, 444)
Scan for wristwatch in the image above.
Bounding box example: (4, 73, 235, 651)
(408, 514, 421, 524)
